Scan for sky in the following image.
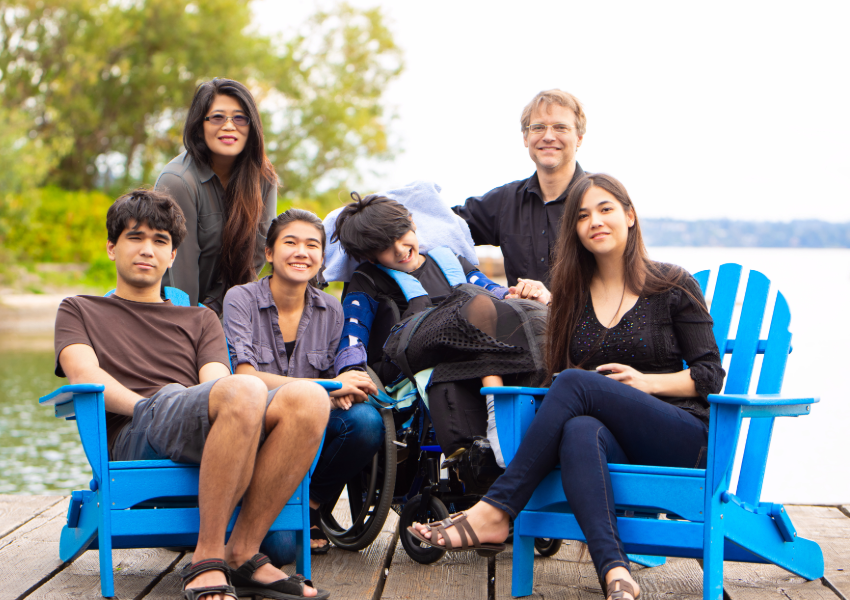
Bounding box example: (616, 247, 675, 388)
(253, 1, 850, 223)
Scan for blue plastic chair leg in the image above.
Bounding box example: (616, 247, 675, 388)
(511, 526, 535, 597)
(99, 510, 115, 597)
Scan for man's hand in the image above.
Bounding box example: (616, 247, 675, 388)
(331, 370, 378, 401)
(507, 278, 551, 305)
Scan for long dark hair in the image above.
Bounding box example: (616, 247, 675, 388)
(265, 209, 326, 287)
(546, 173, 695, 377)
(183, 78, 278, 294)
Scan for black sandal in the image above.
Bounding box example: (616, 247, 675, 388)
(231, 553, 330, 600)
(310, 507, 331, 555)
(180, 558, 238, 600)
(607, 578, 638, 600)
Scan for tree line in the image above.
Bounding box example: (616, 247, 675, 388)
(642, 219, 850, 248)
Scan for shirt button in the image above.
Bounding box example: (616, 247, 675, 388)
(542, 230, 546, 235)
(540, 258, 545, 262)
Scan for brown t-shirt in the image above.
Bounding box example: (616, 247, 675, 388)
(54, 295, 230, 448)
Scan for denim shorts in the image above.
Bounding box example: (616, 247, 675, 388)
(111, 380, 278, 463)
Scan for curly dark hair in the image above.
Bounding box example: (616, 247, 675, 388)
(106, 188, 187, 249)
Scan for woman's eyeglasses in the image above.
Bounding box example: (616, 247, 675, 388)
(204, 114, 250, 127)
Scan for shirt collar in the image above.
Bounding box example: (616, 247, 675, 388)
(194, 157, 217, 184)
(523, 162, 585, 204)
(256, 276, 328, 311)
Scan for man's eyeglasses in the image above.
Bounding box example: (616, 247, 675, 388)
(204, 114, 250, 127)
(526, 123, 573, 135)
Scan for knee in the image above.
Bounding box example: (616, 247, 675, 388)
(343, 404, 385, 451)
(273, 380, 330, 431)
(211, 374, 268, 429)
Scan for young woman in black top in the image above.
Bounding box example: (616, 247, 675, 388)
(411, 173, 725, 600)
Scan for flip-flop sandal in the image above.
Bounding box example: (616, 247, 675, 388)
(180, 558, 238, 600)
(607, 578, 639, 600)
(406, 511, 507, 556)
(310, 507, 331, 555)
(231, 553, 330, 600)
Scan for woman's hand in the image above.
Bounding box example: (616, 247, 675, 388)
(331, 394, 356, 410)
(331, 370, 378, 400)
(507, 278, 551, 305)
(596, 363, 654, 394)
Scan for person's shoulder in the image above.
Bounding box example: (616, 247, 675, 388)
(479, 174, 535, 199)
(225, 279, 264, 302)
(157, 152, 195, 179)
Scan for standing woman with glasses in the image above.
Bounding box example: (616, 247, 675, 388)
(156, 78, 278, 315)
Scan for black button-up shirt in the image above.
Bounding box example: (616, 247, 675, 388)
(452, 164, 585, 287)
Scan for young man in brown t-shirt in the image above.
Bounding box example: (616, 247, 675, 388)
(54, 189, 330, 600)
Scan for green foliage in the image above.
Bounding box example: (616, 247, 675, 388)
(0, 106, 70, 193)
(0, 1, 403, 209)
(1, 187, 113, 262)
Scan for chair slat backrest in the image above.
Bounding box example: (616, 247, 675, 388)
(725, 270, 769, 395)
(706, 263, 743, 358)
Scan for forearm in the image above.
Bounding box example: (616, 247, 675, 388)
(643, 370, 699, 397)
(234, 363, 300, 390)
(71, 366, 144, 416)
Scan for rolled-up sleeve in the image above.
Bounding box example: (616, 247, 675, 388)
(673, 276, 726, 399)
(222, 286, 260, 370)
(157, 172, 201, 305)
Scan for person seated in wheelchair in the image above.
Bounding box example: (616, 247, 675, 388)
(411, 173, 725, 600)
(222, 208, 383, 555)
(54, 189, 331, 600)
(331, 192, 549, 487)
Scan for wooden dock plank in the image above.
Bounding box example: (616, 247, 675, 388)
(25, 546, 182, 600)
(0, 494, 63, 539)
(787, 505, 850, 598)
(495, 540, 601, 599)
(382, 524, 489, 600)
(0, 497, 69, 598)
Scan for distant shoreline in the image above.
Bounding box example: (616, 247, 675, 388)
(641, 218, 850, 248)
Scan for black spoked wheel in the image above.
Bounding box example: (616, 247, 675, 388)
(319, 406, 397, 551)
(399, 494, 450, 564)
(534, 537, 563, 557)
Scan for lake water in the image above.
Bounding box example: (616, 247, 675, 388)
(1, 247, 848, 504)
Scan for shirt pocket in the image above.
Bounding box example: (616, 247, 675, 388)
(502, 234, 532, 281)
(306, 350, 333, 375)
(197, 212, 224, 250)
(256, 344, 279, 374)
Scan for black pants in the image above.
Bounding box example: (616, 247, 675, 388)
(428, 378, 488, 456)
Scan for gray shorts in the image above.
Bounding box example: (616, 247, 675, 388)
(111, 380, 278, 463)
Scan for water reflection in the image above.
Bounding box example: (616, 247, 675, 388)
(0, 350, 91, 494)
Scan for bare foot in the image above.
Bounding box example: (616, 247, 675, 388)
(605, 567, 640, 600)
(310, 525, 328, 551)
(227, 553, 318, 598)
(413, 502, 510, 547)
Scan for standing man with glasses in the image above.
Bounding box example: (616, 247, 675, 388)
(452, 89, 586, 290)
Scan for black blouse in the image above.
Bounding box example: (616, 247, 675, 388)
(569, 271, 725, 423)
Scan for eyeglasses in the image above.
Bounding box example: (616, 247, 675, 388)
(526, 123, 573, 135)
(204, 114, 250, 127)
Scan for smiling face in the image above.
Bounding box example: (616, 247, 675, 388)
(203, 94, 249, 159)
(523, 103, 583, 174)
(576, 186, 635, 259)
(373, 226, 424, 273)
(107, 220, 176, 290)
(265, 220, 324, 285)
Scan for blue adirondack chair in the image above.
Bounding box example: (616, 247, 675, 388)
(485, 263, 823, 600)
(39, 286, 340, 597)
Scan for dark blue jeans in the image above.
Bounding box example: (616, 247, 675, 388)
(482, 369, 708, 579)
(310, 402, 385, 504)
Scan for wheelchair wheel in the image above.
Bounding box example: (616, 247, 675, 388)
(399, 494, 450, 564)
(534, 537, 562, 557)
(319, 406, 397, 551)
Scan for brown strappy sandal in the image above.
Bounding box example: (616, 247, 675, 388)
(406, 511, 507, 556)
(607, 578, 638, 600)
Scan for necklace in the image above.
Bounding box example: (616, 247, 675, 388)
(606, 283, 627, 329)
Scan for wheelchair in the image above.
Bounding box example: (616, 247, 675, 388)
(317, 366, 562, 563)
